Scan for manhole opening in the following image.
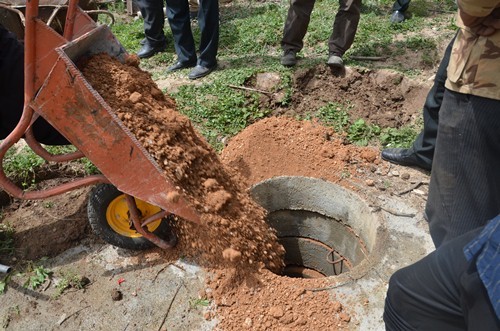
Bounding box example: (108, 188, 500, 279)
(271, 210, 362, 278)
(250, 176, 380, 280)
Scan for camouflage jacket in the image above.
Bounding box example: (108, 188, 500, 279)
(446, 0, 500, 100)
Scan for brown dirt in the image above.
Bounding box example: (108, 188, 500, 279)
(275, 66, 428, 128)
(80, 53, 285, 273)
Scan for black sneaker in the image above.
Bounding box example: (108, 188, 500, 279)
(281, 50, 297, 67)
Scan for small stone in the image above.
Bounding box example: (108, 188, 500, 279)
(111, 289, 123, 301)
(269, 306, 284, 318)
(339, 312, 351, 322)
(391, 170, 400, 177)
(331, 301, 342, 312)
(401, 173, 410, 180)
(365, 179, 375, 186)
(166, 191, 180, 203)
(129, 91, 142, 103)
(413, 189, 425, 195)
(244, 318, 252, 327)
(222, 248, 242, 262)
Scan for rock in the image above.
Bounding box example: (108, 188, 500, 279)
(222, 248, 242, 262)
(129, 91, 142, 103)
(269, 306, 284, 318)
(365, 179, 375, 186)
(401, 173, 410, 180)
(339, 312, 351, 322)
(111, 289, 123, 301)
(413, 189, 425, 195)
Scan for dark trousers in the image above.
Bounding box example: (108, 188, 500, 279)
(165, 0, 219, 67)
(136, 0, 167, 46)
(0, 25, 68, 145)
(410, 35, 454, 168)
(425, 90, 500, 247)
(282, 0, 361, 56)
(392, 0, 411, 12)
(384, 227, 499, 330)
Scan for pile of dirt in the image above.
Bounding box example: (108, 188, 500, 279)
(220, 116, 380, 190)
(80, 53, 284, 272)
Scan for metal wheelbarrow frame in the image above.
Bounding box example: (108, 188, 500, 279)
(0, 0, 200, 250)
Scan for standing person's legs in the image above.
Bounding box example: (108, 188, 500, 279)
(409, 35, 454, 165)
(137, 0, 167, 46)
(281, 0, 315, 53)
(327, 0, 361, 57)
(425, 91, 500, 248)
(384, 226, 499, 330)
(197, 0, 219, 68)
(166, 0, 197, 65)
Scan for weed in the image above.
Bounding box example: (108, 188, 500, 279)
(189, 298, 210, 309)
(380, 126, 419, 149)
(347, 119, 381, 146)
(3, 146, 44, 188)
(316, 102, 350, 133)
(23, 260, 52, 290)
(54, 270, 87, 298)
(0, 223, 15, 255)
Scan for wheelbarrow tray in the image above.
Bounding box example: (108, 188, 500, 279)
(30, 22, 199, 223)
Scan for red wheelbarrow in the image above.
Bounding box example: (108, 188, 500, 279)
(0, 0, 200, 250)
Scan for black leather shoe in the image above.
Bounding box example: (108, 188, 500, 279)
(167, 61, 196, 72)
(188, 64, 216, 80)
(381, 148, 431, 171)
(136, 43, 167, 59)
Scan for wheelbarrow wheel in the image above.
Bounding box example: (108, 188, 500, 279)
(87, 184, 176, 250)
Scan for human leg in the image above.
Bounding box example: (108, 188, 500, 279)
(425, 91, 500, 248)
(381, 34, 455, 170)
(384, 226, 499, 330)
(392, 0, 411, 13)
(196, 0, 219, 68)
(165, 0, 197, 65)
(136, 0, 167, 57)
(327, 0, 361, 57)
(281, 0, 315, 54)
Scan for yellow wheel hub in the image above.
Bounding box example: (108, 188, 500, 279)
(106, 195, 162, 238)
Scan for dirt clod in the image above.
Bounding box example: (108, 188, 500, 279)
(111, 289, 123, 301)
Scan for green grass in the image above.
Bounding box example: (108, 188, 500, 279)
(0, 223, 15, 256)
(22, 261, 52, 290)
(2, 145, 99, 189)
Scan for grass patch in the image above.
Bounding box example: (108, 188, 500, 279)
(0, 223, 15, 256)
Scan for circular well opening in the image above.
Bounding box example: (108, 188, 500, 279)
(250, 176, 382, 279)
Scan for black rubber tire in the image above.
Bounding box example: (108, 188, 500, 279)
(87, 183, 176, 250)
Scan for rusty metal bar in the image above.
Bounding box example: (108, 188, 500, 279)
(141, 210, 168, 227)
(125, 195, 176, 249)
(62, 0, 77, 40)
(24, 128, 85, 162)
